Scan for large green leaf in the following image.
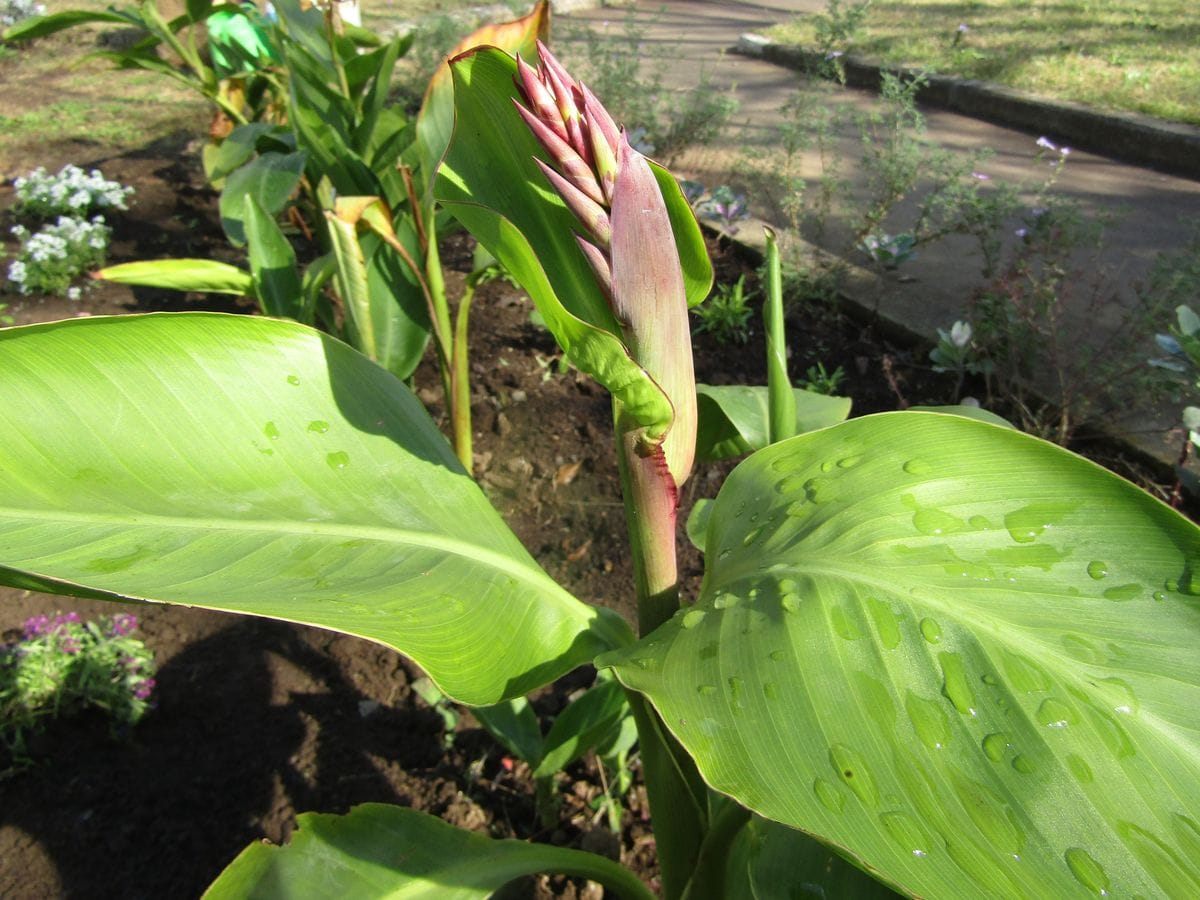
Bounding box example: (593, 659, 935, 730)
(433, 47, 680, 439)
(0, 314, 629, 704)
(602, 411, 1200, 897)
(206, 804, 653, 899)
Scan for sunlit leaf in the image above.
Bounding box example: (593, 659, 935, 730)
(206, 803, 651, 899)
(95, 258, 253, 295)
(604, 411, 1200, 897)
(695, 384, 851, 461)
(0, 314, 630, 704)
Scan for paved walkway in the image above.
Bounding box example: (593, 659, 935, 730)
(559, 0, 1200, 467)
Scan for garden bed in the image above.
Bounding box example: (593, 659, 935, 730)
(0, 126, 1189, 898)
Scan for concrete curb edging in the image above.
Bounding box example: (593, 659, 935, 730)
(735, 34, 1200, 183)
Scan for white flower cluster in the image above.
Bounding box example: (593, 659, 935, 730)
(14, 164, 133, 218)
(6, 216, 111, 297)
(1, 0, 45, 27)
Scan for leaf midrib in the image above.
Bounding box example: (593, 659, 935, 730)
(0, 504, 585, 616)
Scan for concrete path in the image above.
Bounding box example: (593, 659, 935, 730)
(559, 0, 1200, 466)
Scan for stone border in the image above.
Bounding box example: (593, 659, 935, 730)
(736, 34, 1200, 183)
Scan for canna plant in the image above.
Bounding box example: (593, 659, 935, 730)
(0, 42, 1198, 900)
(92, 0, 552, 474)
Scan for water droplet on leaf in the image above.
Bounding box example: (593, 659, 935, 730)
(880, 811, 930, 858)
(1066, 754, 1094, 784)
(829, 744, 879, 807)
(1036, 697, 1076, 728)
(906, 691, 951, 750)
(920, 618, 943, 644)
(867, 597, 901, 649)
(814, 778, 845, 812)
(682, 609, 706, 629)
(982, 732, 1010, 762)
(1086, 560, 1109, 580)
(1064, 847, 1110, 896)
(939, 652, 975, 715)
(1103, 583, 1141, 601)
(326, 450, 350, 470)
(307, 420, 330, 434)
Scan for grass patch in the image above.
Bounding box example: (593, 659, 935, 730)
(0, 0, 536, 167)
(769, 0, 1200, 125)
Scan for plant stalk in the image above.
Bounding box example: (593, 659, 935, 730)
(681, 798, 751, 899)
(613, 413, 680, 637)
(764, 228, 796, 445)
(614, 401, 708, 899)
(452, 282, 475, 475)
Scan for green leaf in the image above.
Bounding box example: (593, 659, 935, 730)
(433, 47, 674, 439)
(204, 123, 291, 184)
(723, 817, 901, 899)
(3, 10, 137, 43)
(533, 675, 630, 780)
(602, 411, 1200, 897)
(325, 203, 430, 379)
(245, 195, 303, 320)
(219, 150, 307, 246)
(0, 314, 630, 704)
(910, 404, 1015, 429)
(205, 804, 654, 899)
(695, 384, 851, 461)
(473, 697, 544, 767)
(415, 0, 548, 198)
(685, 498, 714, 552)
(95, 259, 253, 295)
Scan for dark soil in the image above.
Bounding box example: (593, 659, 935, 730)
(0, 132, 1181, 899)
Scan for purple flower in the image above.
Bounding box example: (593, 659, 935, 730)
(1015, 227, 1028, 238)
(971, 171, 990, 181)
(957, 23, 969, 33)
(22, 614, 49, 638)
(1059, 146, 1072, 156)
(109, 613, 138, 637)
(60, 636, 82, 654)
(133, 678, 156, 701)
(1036, 136, 1058, 152)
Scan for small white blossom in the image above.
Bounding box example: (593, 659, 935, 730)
(949, 320, 973, 348)
(14, 164, 133, 218)
(1035, 136, 1058, 152)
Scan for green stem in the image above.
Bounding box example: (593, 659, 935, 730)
(452, 283, 474, 475)
(682, 799, 752, 899)
(763, 227, 795, 445)
(613, 406, 680, 636)
(613, 399, 708, 898)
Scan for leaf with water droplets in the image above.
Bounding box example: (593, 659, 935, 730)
(0, 315, 627, 706)
(601, 412, 1200, 898)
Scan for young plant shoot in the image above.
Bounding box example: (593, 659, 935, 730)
(0, 40, 1197, 900)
